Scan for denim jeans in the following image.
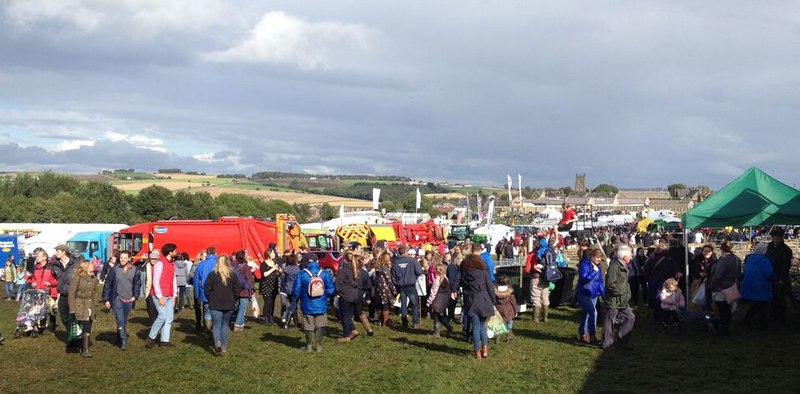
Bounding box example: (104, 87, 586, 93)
(577, 294, 598, 336)
(203, 302, 211, 322)
(469, 314, 488, 351)
(398, 285, 419, 324)
(4, 282, 15, 299)
(15, 283, 26, 301)
(113, 296, 134, 331)
(210, 309, 233, 347)
(339, 299, 356, 337)
(148, 296, 174, 343)
(234, 297, 250, 327)
(281, 294, 298, 323)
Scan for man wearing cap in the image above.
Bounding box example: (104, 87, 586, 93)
(391, 245, 423, 329)
(146, 243, 178, 348)
(767, 228, 793, 322)
(52, 244, 79, 351)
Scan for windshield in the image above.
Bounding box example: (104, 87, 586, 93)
(67, 241, 88, 253)
(450, 226, 468, 239)
(114, 233, 143, 255)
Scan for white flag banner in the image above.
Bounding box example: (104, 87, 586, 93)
(415, 188, 421, 210)
(487, 198, 495, 224)
(339, 205, 345, 226)
(518, 173, 523, 201)
(372, 188, 381, 210)
(476, 194, 483, 220)
(507, 174, 513, 205)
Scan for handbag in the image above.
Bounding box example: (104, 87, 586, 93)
(721, 283, 740, 304)
(66, 315, 83, 342)
(691, 282, 707, 305)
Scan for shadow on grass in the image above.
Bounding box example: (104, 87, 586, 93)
(389, 337, 471, 356)
(261, 331, 304, 349)
(95, 331, 118, 346)
(513, 328, 584, 347)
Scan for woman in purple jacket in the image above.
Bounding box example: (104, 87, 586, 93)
(576, 248, 604, 344)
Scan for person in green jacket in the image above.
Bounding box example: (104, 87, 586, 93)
(601, 245, 635, 350)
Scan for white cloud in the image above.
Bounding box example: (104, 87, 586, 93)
(104, 131, 166, 152)
(192, 152, 216, 162)
(203, 11, 375, 70)
(53, 139, 96, 151)
(3, 0, 235, 39)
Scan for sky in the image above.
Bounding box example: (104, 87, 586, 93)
(1, 1, 799, 189)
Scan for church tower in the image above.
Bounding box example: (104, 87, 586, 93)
(575, 173, 586, 193)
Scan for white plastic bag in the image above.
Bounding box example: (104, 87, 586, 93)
(251, 295, 260, 318)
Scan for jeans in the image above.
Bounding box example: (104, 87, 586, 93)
(234, 298, 250, 327)
(281, 294, 298, 323)
(148, 296, 174, 343)
(177, 286, 191, 311)
(15, 283, 26, 301)
(210, 309, 233, 347)
(4, 282, 15, 299)
(577, 294, 598, 336)
(112, 296, 134, 332)
(398, 285, 419, 325)
(340, 299, 356, 337)
(469, 314, 488, 352)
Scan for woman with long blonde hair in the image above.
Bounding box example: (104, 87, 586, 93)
(204, 255, 242, 356)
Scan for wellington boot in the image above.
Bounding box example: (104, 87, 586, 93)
(303, 331, 313, 352)
(542, 305, 549, 323)
(314, 328, 324, 353)
(533, 307, 541, 323)
(81, 334, 92, 358)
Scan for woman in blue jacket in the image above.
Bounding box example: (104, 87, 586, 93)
(292, 254, 335, 352)
(576, 248, 604, 344)
(740, 243, 774, 329)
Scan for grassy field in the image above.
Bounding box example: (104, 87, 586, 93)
(1, 292, 799, 393)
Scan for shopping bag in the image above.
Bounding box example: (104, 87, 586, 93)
(66, 316, 83, 342)
(486, 310, 508, 338)
(251, 295, 260, 318)
(691, 283, 706, 306)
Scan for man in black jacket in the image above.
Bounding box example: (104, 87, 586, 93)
(767, 228, 793, 322)
(391, 245, 422, 329)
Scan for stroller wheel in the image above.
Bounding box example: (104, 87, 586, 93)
(13, 329, 20, 338)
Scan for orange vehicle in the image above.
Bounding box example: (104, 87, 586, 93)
(391, 220, 445, 252)
(114, 216, 306, 262)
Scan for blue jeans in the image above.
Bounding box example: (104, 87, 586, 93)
(210, 309, 233, 347)
(234, 298, 250, 327)
(506, 320, 514, 330)
(577, 294, 598, 336)
(398, 285, 419, 324)
(281, 294, 298, 323)
(113, 296, 134, 332)
(203, 302, 211, 323)
(148, 296, 174, 342)
(5, 282, 15, 299)
(15, 283, 26, 301)
(470, 314, 488, 351)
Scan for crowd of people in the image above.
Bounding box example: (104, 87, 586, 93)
(0, 224, 794, 359)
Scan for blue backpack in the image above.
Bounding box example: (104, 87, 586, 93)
(234, 263, 253, 291)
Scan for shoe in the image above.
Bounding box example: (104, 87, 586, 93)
(542, 305, 549, 323)
(221, 346, 227, 354)
(413, 324, 421, 330)
(337, 336, 351, 342)
(145, 338, 157, 349)
(0, 335, 4, 344)
(473, 350, 482, 360)
(507, 330, 515, 342)
(578, 334, 590, 344)
(481, 345, 488, 359)
(158, 342, 175, 348)
(589, 333, 599, 344)
(233, 326, 243, 333)
(350, 330, 360, 340)
(367, 330, 374, 337)
(120, 336, 128, 350)
(533, 307, 541, 324)
(214, 346, 223, 356)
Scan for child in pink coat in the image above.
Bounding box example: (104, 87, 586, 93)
(660, 278, 685, 335)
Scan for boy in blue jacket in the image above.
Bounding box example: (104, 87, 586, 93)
(292, 254, 335, 352)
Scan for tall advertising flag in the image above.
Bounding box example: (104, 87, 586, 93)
(507, 174, 513, 205)
(415, 188, 421, 211)
(476, 194, 483, 220)
(372, 188, 381, 210)
(487, 197, 495, 224)
(518, 174, 523, 201)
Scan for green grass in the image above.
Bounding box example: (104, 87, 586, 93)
(1, 296, 799, 393)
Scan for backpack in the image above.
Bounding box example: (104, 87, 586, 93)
(304, 268, 325, 298)
(542, 248, 563, 282)
(234, 263, 253, 292)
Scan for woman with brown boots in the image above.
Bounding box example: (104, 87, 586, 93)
(374, 252, 396, 327)
(69, 259, 98, 358)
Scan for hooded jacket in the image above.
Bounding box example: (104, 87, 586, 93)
(292, 261, 335, 315)
(193, 254, 217, 303)
(739, 254, 774, 302)
(174, 259, 189, 287)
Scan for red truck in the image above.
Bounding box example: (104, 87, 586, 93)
(114, 216, 305, 262)
(391, 220, 446, 253)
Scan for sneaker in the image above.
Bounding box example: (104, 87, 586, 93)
(158, 342, 175, 348)
(214, 346, 222, 356)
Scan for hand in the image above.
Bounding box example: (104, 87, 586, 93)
(450, 292, 457, 300)
(158, 297, 166, 306)
(44, 281, 51, 286)
(104, 301, 111, 309)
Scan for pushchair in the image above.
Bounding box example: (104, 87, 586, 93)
(14, 289, 50, 338)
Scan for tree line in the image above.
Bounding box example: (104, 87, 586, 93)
(0, 173, 311, 224)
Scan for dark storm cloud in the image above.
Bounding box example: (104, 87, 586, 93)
(1, 1, 800, 189)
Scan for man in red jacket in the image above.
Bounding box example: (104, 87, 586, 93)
(146, 243, 178, 349)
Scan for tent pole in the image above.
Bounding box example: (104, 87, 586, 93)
(683, 227, 690, 309)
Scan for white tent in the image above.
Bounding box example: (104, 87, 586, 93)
(539, 208, 562, 220)
(473, 224, 515, 250)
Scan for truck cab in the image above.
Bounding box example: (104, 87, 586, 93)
(67, 231, 113, 263)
